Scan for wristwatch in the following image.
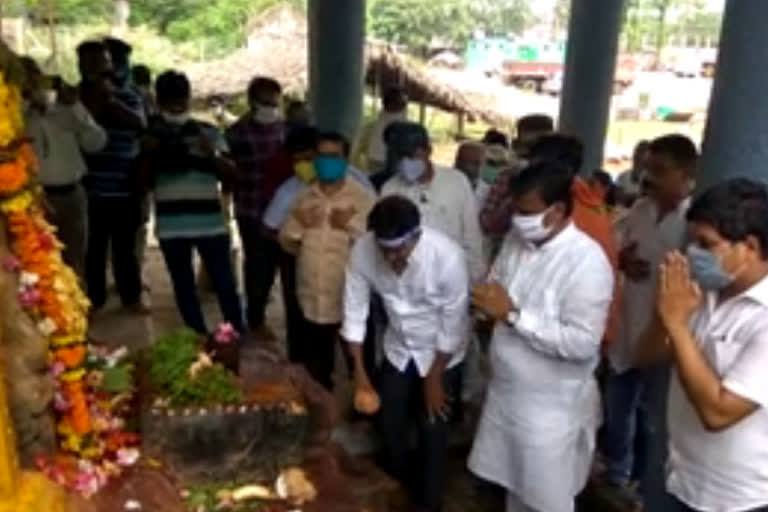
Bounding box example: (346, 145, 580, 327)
(506, 306, 521, 326)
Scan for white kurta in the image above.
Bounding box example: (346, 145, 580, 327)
(468, 224, 614, 512)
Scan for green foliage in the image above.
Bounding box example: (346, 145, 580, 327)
(99, 365, 135, 394)
(149, 329, 243, 407)
(369, 0, 532, 53)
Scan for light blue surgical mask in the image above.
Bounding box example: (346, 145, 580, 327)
(686, 245, 733, 291)
(314, 155, 348, 183)
(398, 157, 426, 183)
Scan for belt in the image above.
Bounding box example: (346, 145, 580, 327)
(43, 182, 80, 195)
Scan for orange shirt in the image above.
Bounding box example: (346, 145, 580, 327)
(571, 178, 620, 346)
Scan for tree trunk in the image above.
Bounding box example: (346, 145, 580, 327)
(655, 3, 670, 62)
(112, 0, 130, 35)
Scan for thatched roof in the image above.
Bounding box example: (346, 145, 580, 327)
(185, 8, 509, 125)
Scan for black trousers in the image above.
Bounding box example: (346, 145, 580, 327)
(295, 319, 340, 390)
(378, 359, 462, 512)
(237, 217, 278, 329)
(281, 253, 303, 359)
(85, 195, 142, 308)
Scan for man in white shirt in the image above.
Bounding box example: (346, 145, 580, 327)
(602, 134, 697, 509)
(21, 57, 107, 279)
(351, 87, 408, 174)
(469, 161, 614, 512)
(638, 179, 768, 512)
(381, 122, 485, 283)
(342, 195, 469, 512)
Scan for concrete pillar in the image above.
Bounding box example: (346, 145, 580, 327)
(308, 0, 366, 140)
(697, 0, 768, 191)
(558, 0, 625, 173)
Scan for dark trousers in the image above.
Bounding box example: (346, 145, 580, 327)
(295, 318, 340, 390)
(378, 359, 462, 512)
(237, 217, 281, 329)
(85, 195, 142, 308)
(159, 235, 243, 334)
(281, 253, 304, 359)
(672, 497, 768, 512)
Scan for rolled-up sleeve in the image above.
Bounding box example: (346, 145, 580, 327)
(436, 252, 470, 354)
(340, 238, 372, 344)
(515, 253, 614, 361)
(723, 324, 768, 408)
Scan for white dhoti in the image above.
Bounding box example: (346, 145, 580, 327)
(468, 379, 600, 512)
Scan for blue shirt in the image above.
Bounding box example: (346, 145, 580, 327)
(83, 86, 145, 197)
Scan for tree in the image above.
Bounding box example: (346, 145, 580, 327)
(369, 0, 474, 52)
(368, 0, 533, 54)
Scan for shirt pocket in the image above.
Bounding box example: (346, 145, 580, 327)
(704, 331, 742, 376)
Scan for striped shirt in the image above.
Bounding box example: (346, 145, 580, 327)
(148, 117, 229, 240)
(225, 116, 284, 220)
(82, 86, 145, 197)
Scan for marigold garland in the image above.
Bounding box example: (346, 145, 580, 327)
(0, 69, 138, 497)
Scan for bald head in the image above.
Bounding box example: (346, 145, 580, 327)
(455, 142, 486, 182)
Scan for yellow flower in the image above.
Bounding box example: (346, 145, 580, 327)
(60, 368, 86, 382)
(0, 191, 33, 213)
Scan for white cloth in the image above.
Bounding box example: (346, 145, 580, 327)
(25, 102, 107, 186)
(616, 169, 643, 196)
(667, 275, 768, 512)
(341, 227, 469, 377)
(609, 197, 690, 373)
(366, 111, 405, 169)
(262, 166, 374, 230)
(382, 166, 486, 282)
(468, 224, 614, 512)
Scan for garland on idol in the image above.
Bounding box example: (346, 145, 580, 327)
(0, 70, 139, 497)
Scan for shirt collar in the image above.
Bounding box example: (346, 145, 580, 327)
(741, 273, 768, 307)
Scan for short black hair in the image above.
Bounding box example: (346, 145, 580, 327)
(517, 114, 554, 134)
(382, 86, 407, 109)
(316, 131, 350, 157)
(687, 178, 768, 258)
(155, 70, 191, 104)
(285, 125, 318, 154)
(648, 134, 698, 173)
(592, 169, 617, 207)
(104, 37, 132, 58)
(76, 40, 107, 60)
(529, 134, 584, 174)
(482, 129, 509, 148)
(385, 121, 430, 154)
(247, 76, 282, 99)
(368, 195, 421, 240)
(132, 64, 151, 86)
(512, 160, 575, 215)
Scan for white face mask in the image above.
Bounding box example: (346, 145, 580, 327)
(162, 111, 190, 125)
(512, 209, 553, 243)
(253, 105, 281, 124)
(398, 157, 427, 183)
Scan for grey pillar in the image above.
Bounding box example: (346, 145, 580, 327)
(558, 0, 625, 173)
(697, 0, 768, 191)
(308, 0, 365, 140)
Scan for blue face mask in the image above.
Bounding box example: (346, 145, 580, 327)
(314, 156, 348, 183)
(686, 244, 733, 291)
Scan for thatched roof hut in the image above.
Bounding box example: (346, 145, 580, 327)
(185, 6, 510, 126)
